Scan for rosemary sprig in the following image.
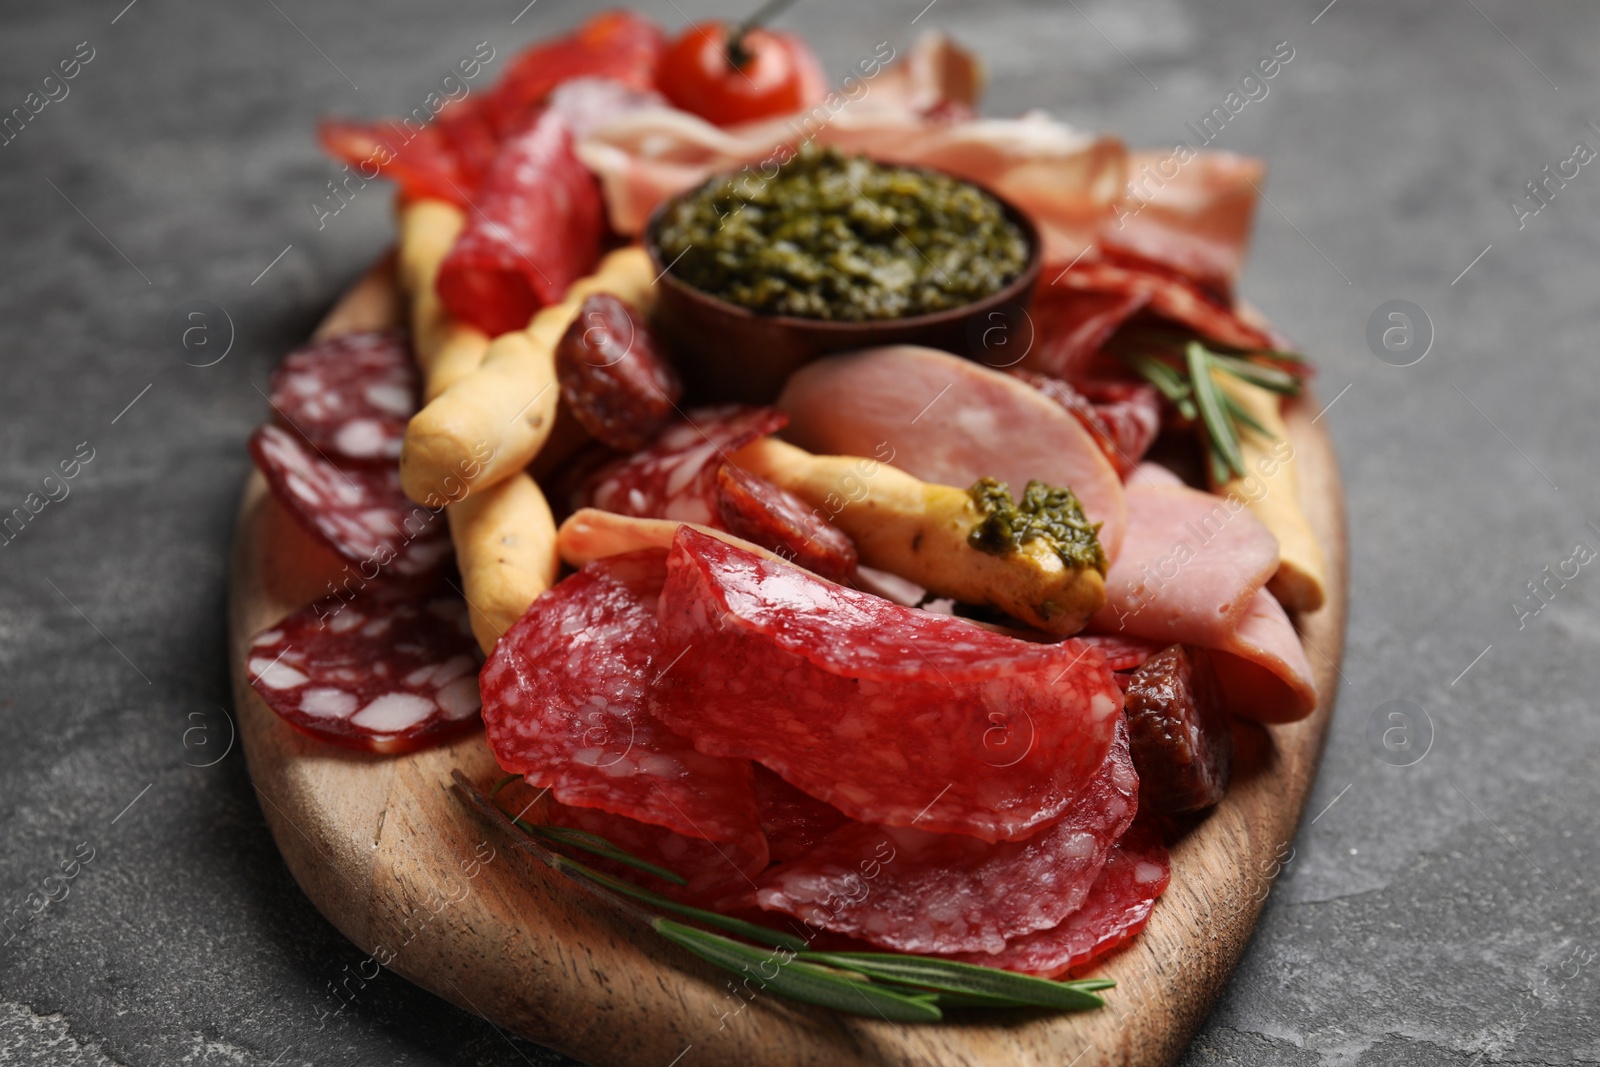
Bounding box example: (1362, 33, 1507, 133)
(1186, 341, 1244, 479)
(452, 771, 1117, 1022)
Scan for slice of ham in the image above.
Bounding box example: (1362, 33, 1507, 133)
(576, 104, 1124, 264)
(1090, 483, 1315, 721)
(1101, 150, 1264, 301)
(776, 345, 1127, 563)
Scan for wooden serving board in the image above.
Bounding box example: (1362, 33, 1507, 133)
(229, 259, 1347, 1067)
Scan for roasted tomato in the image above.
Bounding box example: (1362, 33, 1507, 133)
(659, 19, 827, 126)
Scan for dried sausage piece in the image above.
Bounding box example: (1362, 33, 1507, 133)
(755, 719, 1139, 955)
(1010, 369, 1161, 479)
(585, 406, 788, 527)
(714, 465, 858, 582)
(555, 293, 682, 452)
(250, 424, 451, 580)
(246, 589, 482, 754)
(435, 109, 605, 336)
(950, 816, 1170, 977)
(651, 527, 1124, 842)
(268, 330, 419, 464)
(478, 549, 765, 855)
(1123, 644, 1233, 814)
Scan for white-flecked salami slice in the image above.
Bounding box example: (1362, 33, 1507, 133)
(479, 549, 766, 860)
(250, 424, 451, 580)
(949, 816, 1170, 977)
(246, 589, 483, 753)
(754, 719, 1140, 955)
(652, 527, 1125, 843)
(268, 330, 419, 463)
(585, 406, 787, 528)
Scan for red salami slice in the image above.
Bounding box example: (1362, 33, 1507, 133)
(250, 424, 451, 580)
(435, 109, 605, 336)
(951, 817, 1170, 977)
(479, 549, 765, 855)
(586, 406, 787, 528)
(268, 330, 419, 464)
(1076, 633, 1164, 672)
(753, 766, 850, 866)
(485, 11, 665, 137)
(545, 800, 766, 906)
(246, 589, 482, 754)
(319, 117, 478, 207)
(1055, 260, 1275, 353)
(652, 527, 1124, 842)
(1025, 285, 1150, 382)
(1011, 371, 1161, 479)
(714, 465, 858, 583)
(755, 719, 1139, 955)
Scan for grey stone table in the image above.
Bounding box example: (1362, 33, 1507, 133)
(1, 1, 1595, 1064)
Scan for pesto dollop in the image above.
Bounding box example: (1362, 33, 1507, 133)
(654, 146, 1029, 322)
(967, 477, 1107, 575)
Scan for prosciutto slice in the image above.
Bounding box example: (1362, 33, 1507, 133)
(776, 345, 1127, 563)
(1101, 150, 1264, 300)
(1090, 483, 1315, 721)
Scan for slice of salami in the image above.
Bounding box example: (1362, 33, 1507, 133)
(753, 766, 850, 866)
(1055, 260, 1276, 353)
(950, 817, 1170, 977)
(479, 549, 766, 857)
(755, 719, 1139, 955)
(554, 293, 682, 452)
(485, 11, 666, 137)
(652, 527, 1124, 842)
(1011, 370, 1161, 479)
(250, 424, 452, 580)
(545, 800, 766, 906)
(1025, 284, 1150, 382)
(268, 330, 419, 464)
(246, 589, 482, 754)
(436, 109, 605, 336)
(715, 465, 858, 583)
(586, 406, 788, 528)
(1076, 633, 1165, 672)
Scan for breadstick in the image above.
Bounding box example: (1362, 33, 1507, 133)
(396, 200, 491, 400)
(400, 247, 656, 507)
(446, 472, 560, 653)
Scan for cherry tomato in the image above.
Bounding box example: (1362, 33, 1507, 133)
(659, 20, 827, 127)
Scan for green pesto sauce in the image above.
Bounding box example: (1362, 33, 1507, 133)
(654, 146, 1029, 322)
(967, 477, 1107, 575)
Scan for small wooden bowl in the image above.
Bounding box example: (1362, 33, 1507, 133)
(643, 173, 1044, 404)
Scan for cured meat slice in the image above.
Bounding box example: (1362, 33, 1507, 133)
(1024, 285, 1150, 383)
(1089, 483, 1316, 721)
(1076, 633, 1164, 672)
(246, 589, 482, 754)
(319, 117, 479, 207)
(950, 817, 1170, 977)
(485, 11, 666, 137)
(250, 424, 451, 579)
(586, 406, 787, 528)
(435, 109, 605, 336)
(1010, 370, 1161, 479)
(1090, 483, 1278, 648)
(1123, 644, 1233, 813)
(268, 330, 419, 464)
(1101, 150, 1264, 301)
(714, 465, 858, 583)
(1053, 260, 1275, 353)
(479, 549, 764, 854)
(755, 719, 1139, 955)
(652, 527, 1123, 842)
(753, 766, 850, 866)
(776, 346, 1126, 563)
(545, 800, 766, 906)
(545, 77, 669, 142)
(554, 293, 682, 452)
(1210, 587, 1318, 723)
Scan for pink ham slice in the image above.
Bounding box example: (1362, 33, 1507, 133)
(754, 718, 1139, 955)
(652, 527, 1124, 842)
(1089, 483, 1316, 721)
(775, 345, 1127, 564)
(479, 549, 766, 855)
(1101, 150, 1264, 301)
